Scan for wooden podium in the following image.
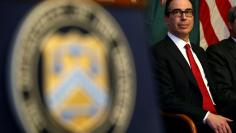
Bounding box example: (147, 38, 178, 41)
(95, 0, 146, 8)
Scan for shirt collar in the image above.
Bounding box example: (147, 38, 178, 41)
(168, 32, 191, 49)
(231, 36, 236, 43)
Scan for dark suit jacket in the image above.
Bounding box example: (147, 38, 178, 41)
(206, 38, 236, 115)
(151, 36, 216, 124)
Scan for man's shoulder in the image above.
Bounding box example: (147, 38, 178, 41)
(219, 38, 233, 44)
(190, 43, 205, 54)
(151, 38, 170, 50)
(191, 42, 203, 49)
(150, 38, 171, 59)
(206, 38, 231, 52)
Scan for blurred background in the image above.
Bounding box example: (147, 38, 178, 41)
(0, 0, 163, 132)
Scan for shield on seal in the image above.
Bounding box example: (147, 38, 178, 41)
(42, 31, 110, 132)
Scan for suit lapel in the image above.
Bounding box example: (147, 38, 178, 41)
(164, 36, 198, 86)
(192, 44, 217, 91)
(192, 45, 208, 78)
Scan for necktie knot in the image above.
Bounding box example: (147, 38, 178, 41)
(185, 43, 191, 50)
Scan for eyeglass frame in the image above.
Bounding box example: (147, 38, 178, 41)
(167, 8, 194, 17)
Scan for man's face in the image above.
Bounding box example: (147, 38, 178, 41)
(165, 0, 194, 40)
(229, 19, 236, 38)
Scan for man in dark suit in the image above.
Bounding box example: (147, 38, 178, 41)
(151, 0, 234, 132)
(206, 6, 236, 123)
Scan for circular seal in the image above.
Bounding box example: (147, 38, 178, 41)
(8, 0, 136, 133)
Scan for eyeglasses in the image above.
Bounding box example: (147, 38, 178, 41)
(168, 8, 193, 17)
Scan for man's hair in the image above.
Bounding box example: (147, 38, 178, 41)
(228, 6, 236, 23)
(164, 0, 193, 16)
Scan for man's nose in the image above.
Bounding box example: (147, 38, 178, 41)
(180, 13, 187, 19)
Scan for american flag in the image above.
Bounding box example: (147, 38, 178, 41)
(200, 0, 236, 49)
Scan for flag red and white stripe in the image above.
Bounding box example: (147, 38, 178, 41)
(200, 0, 236, 49)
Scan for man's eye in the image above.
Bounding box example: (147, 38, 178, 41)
(173, 10, 181, 14)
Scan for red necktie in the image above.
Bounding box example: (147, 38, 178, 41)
(185, 44, 217, 113)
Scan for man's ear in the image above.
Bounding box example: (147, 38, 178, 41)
(164, 16, 169, 26)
